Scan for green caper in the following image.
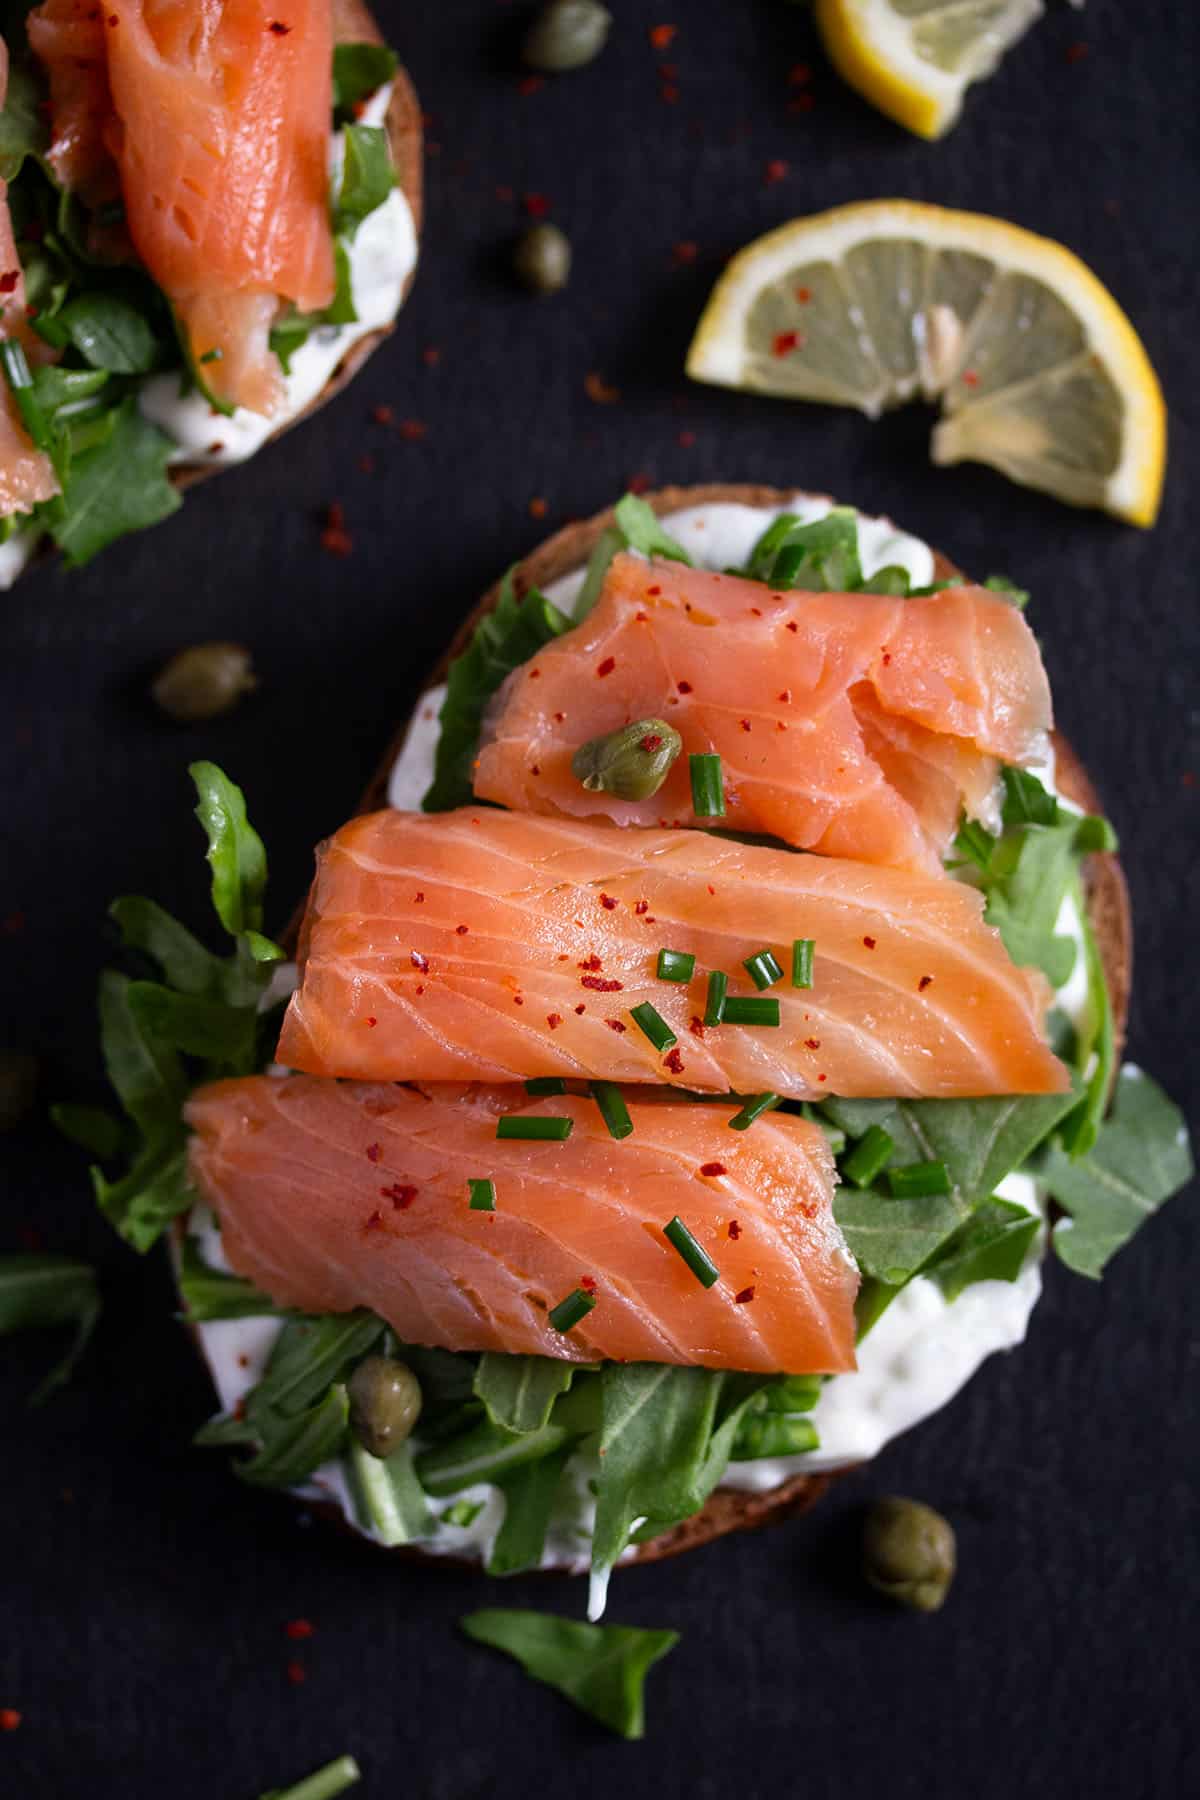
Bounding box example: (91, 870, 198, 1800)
(571, 718, 682, 802)
(512, 223, 572, 295)
(0, 1051, 38, 1132)
(151, 642, 257, 723)
(348, 1355, 423, 1459)
(862, 1495, 956, 1613)
(522, 0, 612, 73)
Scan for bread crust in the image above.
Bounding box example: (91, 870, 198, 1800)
(285, 484, 1133, 1567)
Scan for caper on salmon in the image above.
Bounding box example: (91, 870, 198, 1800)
(862, 1495, 956, 1613)
(151, 642, 257, 723)
(571, 718, 682, 801)
(348, 1355, 423, 1459)
(522, 0, 611, 73)
(512, 223, 571, 295)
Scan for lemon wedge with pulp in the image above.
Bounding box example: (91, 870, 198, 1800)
(815, 0, 1044, 140)
(685, 201, 1166, 527)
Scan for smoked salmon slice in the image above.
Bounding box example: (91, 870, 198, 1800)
(0, 40, 60, 515)
(474, 554, 1052, 875)
(185, 1076, 857, 1374)
(25, 0, 121, 208)
(276, 808, 1068, 1099)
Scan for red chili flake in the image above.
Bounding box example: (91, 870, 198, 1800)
(677, 679, 693, 694)
(415, 985, 425, 996)
(268, 19, 291, 33)
(1065, 41, 1088, 63)
(627, 471, 652, 494)
(286, 1661, 307, 1687)
(635, 899, 650, 915)
(320, 502, 352, 557)
(706, 884, 715, 896)
(740, 718, 751, 733)
(237, 1353, 250, 1369)
(660, 83, 679, 104)
(579, 954, 602, 970)
(645, 585, 663, 597)
(365, 1144, 382, 1164)
(788, 63, 812, 87)
(699, 1161, 727, 1178)
(107, 13, 118, 24)
(0, 271, 19, 293)
(862, 936, 876, 949)
(786, 620, 797, 633)
(663, 1047, 685, 1075)
(371, 403, 394, 425)
(606, 1018, 627, 1033)
(1, 1710, 22, 1732)
(582, 975, 623, 992)
(596, 656, 616, 678)
(672, 240, 698, 265)
(398, 418, 427, 442)
(364, 1210, 385, 1232)
(677, 429, 696, 448)
(523, 192, 551, 219)
(750, 606, 762, 617)
(357, 452, 376, 475)
(882, 651, 892, 667)
(727, 1220, 741, 1240)
(795, 287, 811, 305)
(547, 1013, 562, 1030)
(649, 23, 677, 49)
(285, 1619, 315, 1641)
(455, 924, 469, 935)
(575, 1003, 587, 1014)
(580, 1274, 598, 1294)
(689, 1016, 706, 1037)
(585, 370, 621, 405)
(599, 892, 618, 910)
(381, 1183, 417, 1210)
(553, 709, 566, 722)
(513, 995, 524, 1005)
(414, 891, 425, 903)
(764, 158, 788, 186)
(366, 1016, 377, 1029)
(528, 667, 542, 679)
(817, 1073, 827, 1083)
(804, 1038, 821, 1050)
(422, 345, 441, 366)
(411, 950, 429, 972)
(529, 495, 548, 519)
(777, 689, 793, 704)
(962, 369, 979, 389)
(734, 1285, 756, 1305)
(518, 73, 544, 96)
(918, 975, 933, 991)
(772, 330, 802, 357)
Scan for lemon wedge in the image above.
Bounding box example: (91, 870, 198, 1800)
(686, 201, 1166, 527)
(815, 0, 1044, 140)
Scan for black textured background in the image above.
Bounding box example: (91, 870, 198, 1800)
(2, 4, 1197, 1796)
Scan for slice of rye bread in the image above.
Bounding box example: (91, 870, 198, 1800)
(165, 0, 422, 499)
(270, 483, 1131, 1568)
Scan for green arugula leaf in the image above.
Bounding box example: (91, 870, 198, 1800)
(612, 494, 692, 565)
(0, 58, 49, 183)
(250, 1313, 384, 1420)
(97, 969, 188, 1136)
(486, 1446, 573, 1575)
(1041, 1066, 1194, 1278)
(473, 1352, 575, 1433)
(176, 1237, 281, 1322)
(984, 572, 1030, 609)
(423, 569, 571, 811)
(460, 1610, 679, 1741)
(44, 397, 180, 567)
(125, 979, 258, 1068)
(92, 1138, 191, 1253)
(333, 124, 394, 239)
(234, 1383, 350, 1488)
(835, 1186, 966, 1284)
(0, 1253, 100, 1403)
(573, 524, 628, 621)
(1058, 901, 1115, 1159)
(109, 895, 227, 997)
(345, 1437, 432, 1545)
(57, 292, 161, 374)
(415, 1412, 577, 1497)
(332, 43, 399, 121)
(747, 506, 864, 591)
(190, 760, 268, 939)
(923, 1198, 1040, 1301)
(49, 1102, 126, 1160)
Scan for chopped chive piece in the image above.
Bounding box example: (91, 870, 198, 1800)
(887, 1160, 951, 1198)
(468, 1178, 497, 1211)
(0, 340, 50, 452)
(525, 1077, 567, 1095)
(591, 1080, 634, 1141)
(703, 970, 728, 1026)
(444, 1498, 485, 1528)
(662, 1216, 720, 1288)
(728, 1092, 781, 1131)
(841, 1124, 894, 1188)
(742, 949, 783, 990)
(656, 948, 696, 983)
(689, 753, 726, 817)
(629, 1002, 677, 1053)
(267, 1755, 362, 1800)
(497, 1116, 573, 1142)
(721, 997, 781, 1027)
(549, 1288, 596, 1333)
(198, 347, 223, 365)
(791, 938, 815, 988)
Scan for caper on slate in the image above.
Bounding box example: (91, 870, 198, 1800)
(348, 1355, 423, 1459)
(0, 1051, 38, 1132)
(522, 0, 611, 73)
(571, 718, 682, 801)
(862, 1495, 956, 1613)
(512, 222, 572, 295)
(151, 642, 257, 723)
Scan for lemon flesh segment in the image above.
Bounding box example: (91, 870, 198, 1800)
(816, 0, 1045, 140)
(685, 203, 1167, 526)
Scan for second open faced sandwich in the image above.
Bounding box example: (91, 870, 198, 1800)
(80, 486, 1192, 1617)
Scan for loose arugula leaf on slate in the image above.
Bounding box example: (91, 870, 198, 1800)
(346, 1438, 432, 1545)
(460, 1610, 679, 1741)
(923, 1198, 1040, 1301)
(473, 1353, 575, 1433)
(46, 398, 180, 566)
(0, 1253, 101, 1403)
(1041, 1066, 1194, 1278)
(332, 42, 399, 121)
(333, 124, 394, 239)
(176, 1237, 281, 1322)
(423, 569, 571, 811)
(487, 1445, 574, 1575)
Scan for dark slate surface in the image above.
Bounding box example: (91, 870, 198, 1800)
(1, 3, 1197, 1795)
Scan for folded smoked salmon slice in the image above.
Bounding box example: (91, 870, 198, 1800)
(474, 555, 1051, 875)
(275, 808, 1068, 1099)
(185, 1076, 857, 1374)
(0, 40, 60, 515)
